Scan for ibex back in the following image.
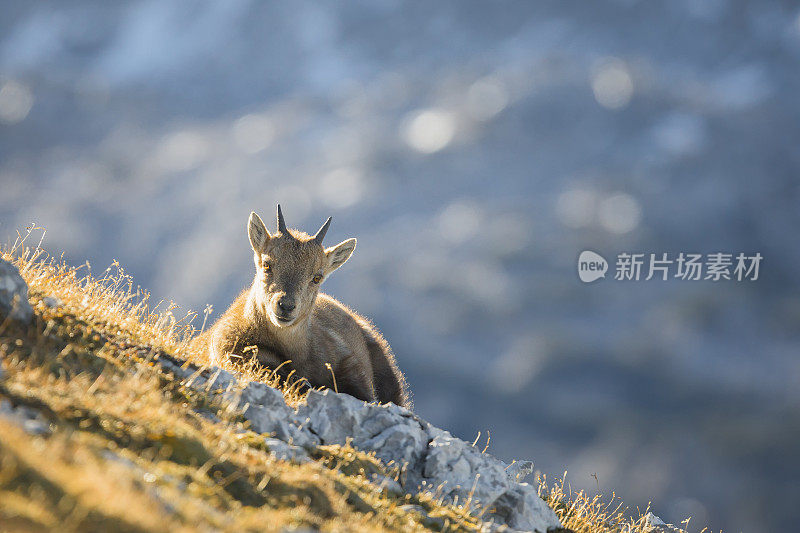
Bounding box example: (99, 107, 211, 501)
(192, 205, 409, 407)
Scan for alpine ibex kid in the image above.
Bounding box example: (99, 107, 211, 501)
(193, 205, 409, 407)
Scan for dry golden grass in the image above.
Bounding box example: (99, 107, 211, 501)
(3, 227, 305, 404)
(536, 472, 716, 532)
(0, 228, 712, 532)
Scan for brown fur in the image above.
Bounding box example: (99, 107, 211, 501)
(191, 208, 409, 408)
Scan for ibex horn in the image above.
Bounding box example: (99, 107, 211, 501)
(314, 217, 332, 245)
(276, 204, 288, 234)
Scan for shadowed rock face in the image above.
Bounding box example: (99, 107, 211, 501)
(0, 258, 32, 324)
(167, 359, 562, 532)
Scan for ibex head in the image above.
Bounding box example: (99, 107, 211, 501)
(247, 205, 356, 328)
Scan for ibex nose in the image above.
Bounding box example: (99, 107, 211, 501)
(277, 298, 296, 314)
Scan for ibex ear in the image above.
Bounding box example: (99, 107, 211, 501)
(324, 238, 356, 274)
(248, 212, 271, 252)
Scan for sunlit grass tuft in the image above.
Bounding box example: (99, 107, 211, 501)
(3, 226, 306, 405)
(537, 472, 712, 533)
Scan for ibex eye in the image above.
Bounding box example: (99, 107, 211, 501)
(263, 263, 271, 272)
(312, 274, 322, 284)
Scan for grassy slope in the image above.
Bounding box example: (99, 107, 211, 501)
(0, 237, 693, 533)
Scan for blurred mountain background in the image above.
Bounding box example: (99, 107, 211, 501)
(1, 2, 800, 531)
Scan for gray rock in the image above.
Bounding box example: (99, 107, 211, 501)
(151, 358, 561, 531)
(491, 483, 562, 532)
(361, 420, 429, 469)
(0, 258, 33, 324)
(368, 473, 403, 496)
(397, 504, 446, 529)
(251, 403, 319, 449)
(237, 380, 293, 414)
(184, 366, 317, 448)
(289, 389, 560, 531)
(42, 296, 62, 309)
(193, 408, 223, 425)
(296, 389, 430, 467)
(264, 437, 311, 463)
(152, 353, 196, 381)
(398, 503, 426, 514)
(295, 388, 369, 443)
(181, 365, 236, 396)
(0, 398, 51, 436)
(419, 432, 559, 532)
(644, 512, 686, 533)
(203, 366, 237, 392)
(505, 460, 535, 482)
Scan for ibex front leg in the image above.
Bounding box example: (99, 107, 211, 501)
(330, 355, 377, 403)
(254, 346, 296, 383)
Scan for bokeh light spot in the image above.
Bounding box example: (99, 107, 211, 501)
(490, 336, 546, 394)
(591, 58, 634, 110)
(401, 108, 456, 153)
(556, 188, 596, 228)
(0, 80, 34, 124)
(320, 167, 364, 209)
(232, 113, 275, 154)
(437, 200, 482, 243)
(467, 76, 509, 121)
(652, 112, 707, 157)
(155, 131, 210, 173)
(598, 192, 642, 234)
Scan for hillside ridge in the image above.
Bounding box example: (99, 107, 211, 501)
(0, 247, 689, 533)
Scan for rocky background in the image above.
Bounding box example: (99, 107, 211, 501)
(1, 2, 800, 531)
